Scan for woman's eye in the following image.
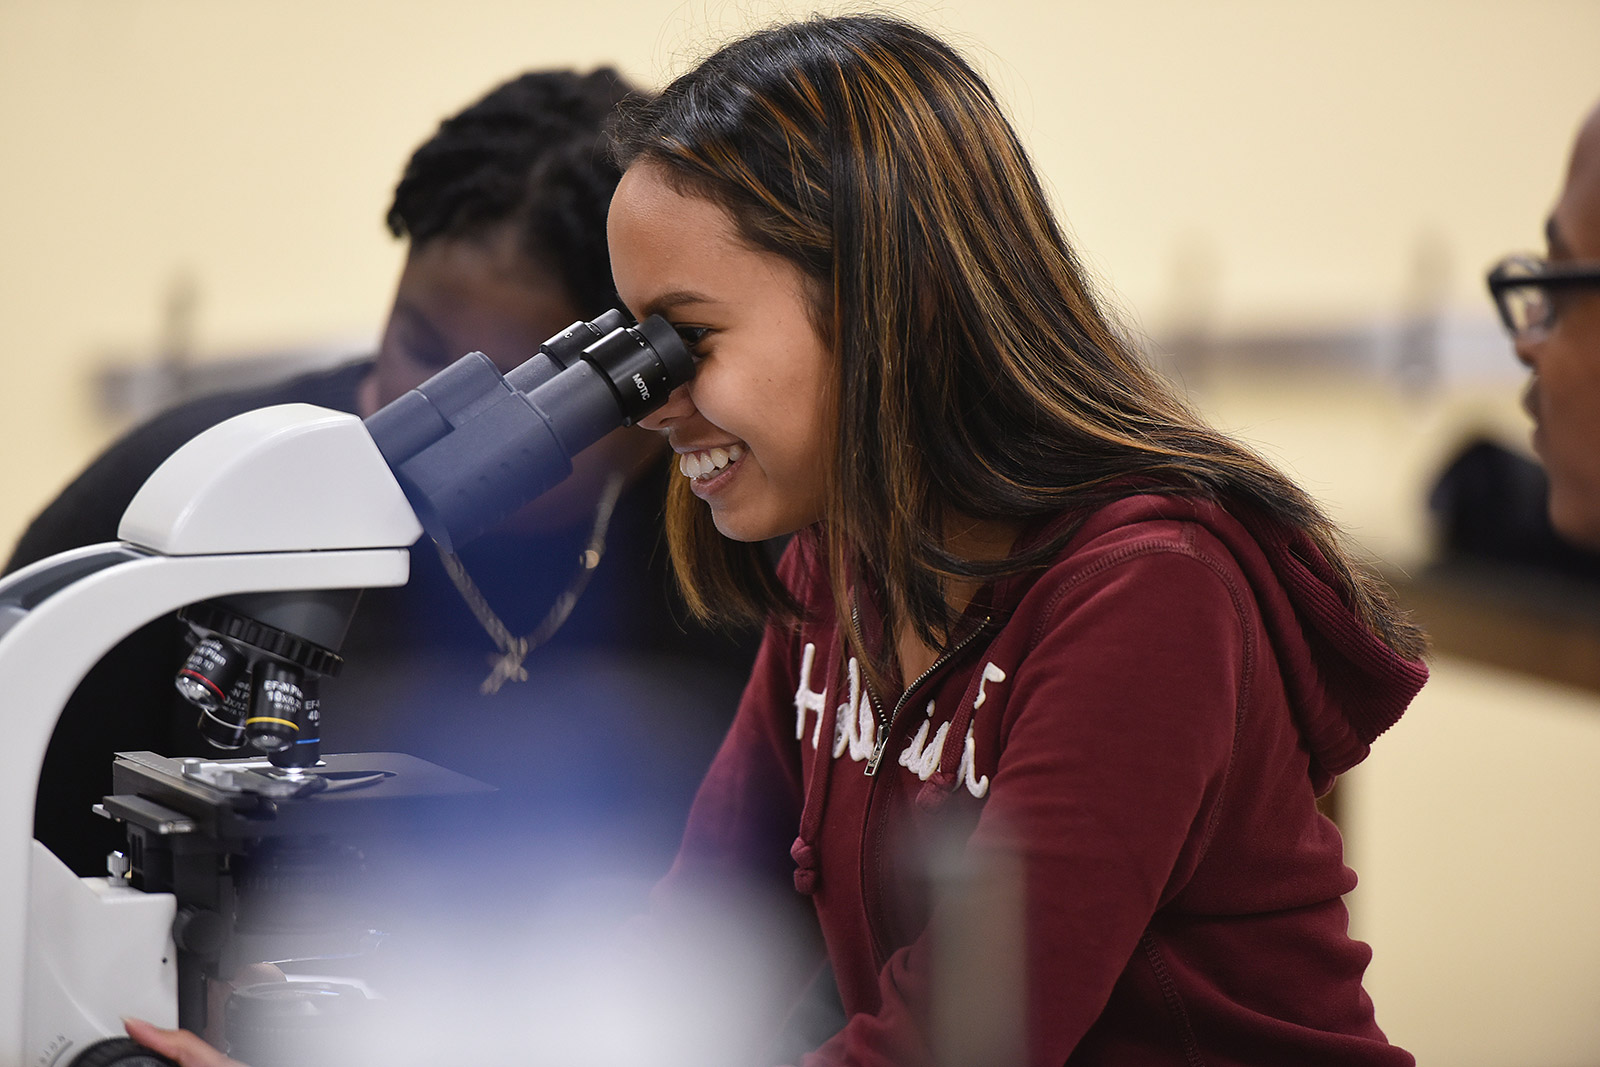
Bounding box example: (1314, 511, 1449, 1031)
(674, 325, 712, 352)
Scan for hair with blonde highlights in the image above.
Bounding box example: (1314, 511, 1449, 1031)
(609, 14, 1425, 680)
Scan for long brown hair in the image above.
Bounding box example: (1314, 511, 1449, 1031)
(610, 14, 1426, 677)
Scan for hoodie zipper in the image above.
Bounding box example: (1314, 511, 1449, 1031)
(856, 604, 993, 966)
(857, 600, 992, 777)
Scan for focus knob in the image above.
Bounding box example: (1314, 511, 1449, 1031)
(171, 904, 227, 959)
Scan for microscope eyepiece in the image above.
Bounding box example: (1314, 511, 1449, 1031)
(581, 315, 698, 426)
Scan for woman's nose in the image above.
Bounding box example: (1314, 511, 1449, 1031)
(636, 382, 695, 431)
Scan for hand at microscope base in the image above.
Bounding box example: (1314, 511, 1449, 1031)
(123, 1018, 245, 1067)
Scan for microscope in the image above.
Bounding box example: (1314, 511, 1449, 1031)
(0, 311, 694, 1066)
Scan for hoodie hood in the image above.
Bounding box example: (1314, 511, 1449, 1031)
(1001, 494, 1428, 793)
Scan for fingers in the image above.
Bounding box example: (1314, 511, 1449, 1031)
(123, 1017, 247, 1067)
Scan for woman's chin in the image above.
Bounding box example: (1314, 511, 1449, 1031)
(709, 504, 806, 544)
(710, 510, 766, 543)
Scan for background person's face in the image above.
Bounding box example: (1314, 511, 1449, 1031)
(366, 226, 663, 532)
(364, 227, 579, 413)
(1518, 105, 1600, 548)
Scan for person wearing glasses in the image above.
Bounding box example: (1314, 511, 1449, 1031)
(1487, 99, 1600, 549)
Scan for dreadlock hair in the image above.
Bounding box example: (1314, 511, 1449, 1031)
(610, 14, 1427, 687)
(387, 68, 642, 318)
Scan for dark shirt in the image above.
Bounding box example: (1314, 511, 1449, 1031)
(1429, 438, 1600, 581)
(8, 359, 755, 879)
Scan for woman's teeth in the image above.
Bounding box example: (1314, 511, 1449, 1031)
(679, 444, 745, 479)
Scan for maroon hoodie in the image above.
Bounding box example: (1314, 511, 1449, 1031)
(651, 493, 1426, 1066)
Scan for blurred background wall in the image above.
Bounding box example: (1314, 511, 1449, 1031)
(2, 1, 1599, 1063)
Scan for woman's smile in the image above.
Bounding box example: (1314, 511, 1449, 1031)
(678, 444, 745, 486)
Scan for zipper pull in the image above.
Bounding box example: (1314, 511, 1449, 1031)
(864, 733, 889, 777)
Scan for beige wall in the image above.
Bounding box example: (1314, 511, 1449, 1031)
(1346, 657, 1600, 1066)
(3, 1, 1599, 1061)
(2, 0, 1597, 546)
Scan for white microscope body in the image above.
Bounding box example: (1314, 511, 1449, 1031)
(1, 405, 420, 1066)
(0, 311, 695, 1067)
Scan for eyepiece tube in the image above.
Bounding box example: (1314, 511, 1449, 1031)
(362, 352, 509, 473)
(368, 311, 694, 552)
(365, 308, 637, 471)
(505, 308, 632, 393)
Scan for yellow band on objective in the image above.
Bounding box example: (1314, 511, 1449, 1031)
(244, 718, 300, 732)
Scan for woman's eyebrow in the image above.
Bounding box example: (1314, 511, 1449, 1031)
(643, 289, 718, 318)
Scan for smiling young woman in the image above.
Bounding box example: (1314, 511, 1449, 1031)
(606, 13, 1428, 1067)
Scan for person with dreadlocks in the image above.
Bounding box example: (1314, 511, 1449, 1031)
(9, 69, 756, 881)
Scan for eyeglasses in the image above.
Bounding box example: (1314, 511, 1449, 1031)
(1486, 254, 1600, 341)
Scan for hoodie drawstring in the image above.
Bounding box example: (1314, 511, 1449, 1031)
(791, 640, 845, 896)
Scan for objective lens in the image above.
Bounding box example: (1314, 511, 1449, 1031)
(197, 674, 251, 750)
(245, 662, 304, 752)
(269, 678, 321, 770)
(176, 635, 249, 712)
